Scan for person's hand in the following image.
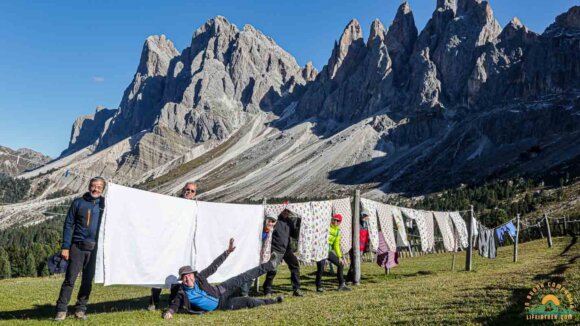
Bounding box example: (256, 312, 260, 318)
(227, 238, 236, 253)
(340, 258, 347, 266)
(61, 249, 70, 260)
(163, 311, 173, 320)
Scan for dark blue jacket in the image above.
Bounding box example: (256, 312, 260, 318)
(62, 193, 105, 250)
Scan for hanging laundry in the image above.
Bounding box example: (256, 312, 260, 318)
(391, 206, 409, 246)
(360, 198, 380, 252)
(301, 201, 332, 263)
(401, 208, 435, 252)
(261, 230, 273, 263)
(477, 223, 498, 259)
(471, 216, 479, 247)
(97, 183, 197, 287)
(195, 201, 264, 283)
(433, 211, 456, 252)
(377, 233, 400, 269)
(376, 203, 397, 251)
(496, 221, 517, 245)
(449, 211, 469, 249)
(264, 204, 286, 217)
(331, 198, 352, 254)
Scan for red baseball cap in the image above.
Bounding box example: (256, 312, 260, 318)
(333, 213, 343, 222)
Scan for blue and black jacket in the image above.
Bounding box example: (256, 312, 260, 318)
(62, 192, 105, 250)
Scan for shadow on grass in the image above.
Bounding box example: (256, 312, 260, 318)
(0, 296, 150, 321)
(559, 231, 577, 256)
(475, 287, 529, 326)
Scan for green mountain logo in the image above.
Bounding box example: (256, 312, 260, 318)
(528, 300, 574, 316)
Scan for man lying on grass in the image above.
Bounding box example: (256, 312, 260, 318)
(163, 238, 283, 319)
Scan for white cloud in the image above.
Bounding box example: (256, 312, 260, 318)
(92, 76, 105, 83)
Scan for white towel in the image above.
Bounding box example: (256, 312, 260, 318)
(100, 183, 197, 287)
(401, 208, 435, 252)
(308, 201, 333, 262)
(433, 211, 456, 252)
(376, 203, 397, 251)
(194, 201, 263, 283)
(391, 206, 409, 247)
(449, 212, 469, 249)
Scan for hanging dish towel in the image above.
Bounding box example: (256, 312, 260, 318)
(360, 198, 380, 252)
(433, 211, 456, 252)
(401, 208, 435, 252)
(376, 203, 397, 251)
(449, 211, 469, 249)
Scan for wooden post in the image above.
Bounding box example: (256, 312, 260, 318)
(564, 216, 568, 233)
(452, 253, 456, 271)
(407, 220, 414, 257)
(254, 197, 267, 293)
(465, 205, 474, 271)
(352, 189, 361, 285)
(513, 214, 520, 262)
(545, 213, 553, 248)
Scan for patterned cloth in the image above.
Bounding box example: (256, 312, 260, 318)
(260, 230, 272, 263)
(376, 203, 397, 251)
(433, 211, 456, 252)
(308, 201, 333, 262)
(331, 198, 352, 254)
(360, 198, 380, 252)
(391, 206, 409, 246)
(401, 208, 435, 252)
(449, 212, 469, 249)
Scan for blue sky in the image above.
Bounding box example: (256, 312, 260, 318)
(0, 0, 575, 158)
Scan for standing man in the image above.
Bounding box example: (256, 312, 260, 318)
(54, 177, 106, 321)
(262, 208, 304, 297)
(149, 181, 198, 311)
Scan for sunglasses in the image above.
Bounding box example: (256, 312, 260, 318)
(332, 219, 341, 222)
(184, 189, 197, 193)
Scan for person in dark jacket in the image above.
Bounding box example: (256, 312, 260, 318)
(162, 238, 282, 319)
(148, 181, 198, 311)
(346, 208, 371, 284)
(54, 177, 106, 321)
(262, 208, 304, 297)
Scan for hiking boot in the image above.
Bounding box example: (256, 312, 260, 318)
(276, 295, 284, 303)
(316, 287, 325, 293)
(74, 310, 87, 320)
(147, 304, 157, 311)
(292, 289, 304, 297)
(337, 283, 352, 291)
(54, 311, 67, 321)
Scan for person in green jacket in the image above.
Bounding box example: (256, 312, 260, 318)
(315, 213, 352, 292)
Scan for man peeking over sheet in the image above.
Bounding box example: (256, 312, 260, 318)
(163, 238, 283, 318)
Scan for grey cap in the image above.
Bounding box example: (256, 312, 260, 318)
(361, 209, 371, 217)
(178, 265, 194, 277)
(265, 212, 278, 221)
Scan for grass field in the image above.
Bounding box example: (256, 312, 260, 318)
(0, 237, 577, 325)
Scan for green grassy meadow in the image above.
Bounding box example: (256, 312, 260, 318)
(0, 237, 577, 325)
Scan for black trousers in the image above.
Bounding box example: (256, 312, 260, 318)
(56, 243, 97, 313)
(218, 261, 276, 310)
(346, 249, 356, 283)
(150, 288, 162, 306)
(262, 249, 300, 294)
(316, 251, 344, 287)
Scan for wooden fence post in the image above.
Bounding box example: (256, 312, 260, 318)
(465, 205, 474, 271)
(564, 216, 568, 233)
(545, 213, 553, 248)
(352, 189, 361, 285)
(254, 197, 267, 293)
(513, 214, 520, 262)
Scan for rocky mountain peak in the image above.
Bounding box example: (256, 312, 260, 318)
(137, 35, 180, 77)
(554, 5, 580, 30)
(327, 19, 366, 80)
(386, 1, 418, 79)
(437, 0, 456, 12)
(302, 62, 318, 81)
(368, 19, 386, 47)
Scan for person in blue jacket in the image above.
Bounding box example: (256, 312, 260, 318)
(54, 177, 106, 321)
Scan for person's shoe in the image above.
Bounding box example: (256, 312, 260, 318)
(54, 311, 67, 321)
(275, 295, 284, 303)
(147, 304, 157, 311)
(74, 311, 87, 320)
(293, 289, 304, 297)
(264, 293, 272, 298)
(337, 283, 352, 291)
(316, 287, 325, 293)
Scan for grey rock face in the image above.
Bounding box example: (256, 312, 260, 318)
(61, 106, 117, 157)
(0, 145, 51, 176)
